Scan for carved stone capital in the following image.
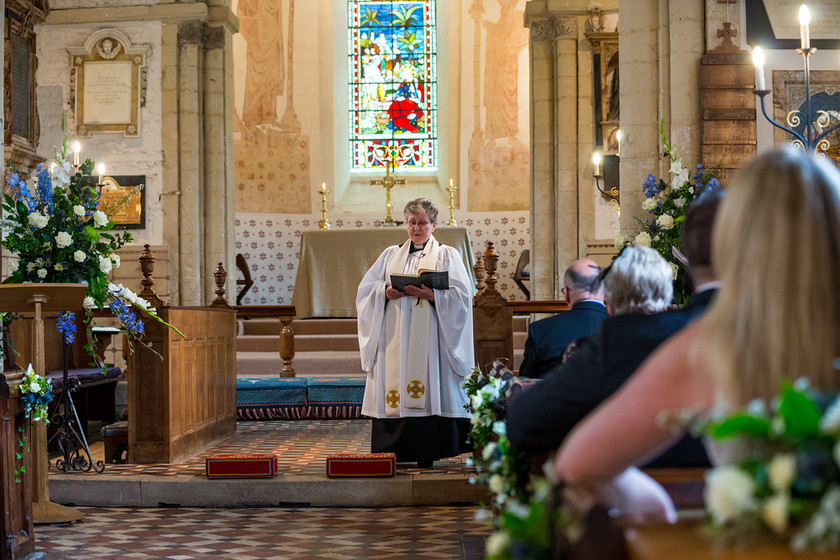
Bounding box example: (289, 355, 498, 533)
(528, 19, 555, 43)
(554, 17, 578, 39)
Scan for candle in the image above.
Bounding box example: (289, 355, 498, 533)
(752, 46, 766, 90)
(97, 163, 106, 184)
(592, 152, 602, 176)
(615, 129, 622, 157)
(320, 182, 326, 193)
(799, 4, 810, 50)
(72, 141, 81, 166)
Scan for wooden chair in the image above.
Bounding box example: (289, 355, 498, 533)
(235, 253, 254, 305)
(513, 249, 530, 300)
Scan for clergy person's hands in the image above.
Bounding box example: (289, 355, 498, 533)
(404, 284, 435, 301)
(386, 286, 406, 300)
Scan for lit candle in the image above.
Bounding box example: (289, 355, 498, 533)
(97, 163, 106, 184)
(449, 178, 454, 189)
(615, 129, 622, 157)
(320, 182, 326, 193)
(799, 4, 810, 50)
(752, 46, 766, 90)
(592, 152, 602, 176)
(72, 141, 81, 167)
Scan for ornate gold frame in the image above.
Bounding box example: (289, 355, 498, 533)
(69, 29, 148, 137)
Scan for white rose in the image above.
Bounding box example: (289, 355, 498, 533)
(485, 532, 510, 557)
(99, 256, 113, 274)
(37, 268, 48, 278)
(657, 214, 675, 230)
(55, 231, 72, 248)
(705, 466, 757, 525)
(73, 205, 86, 217)
(8, 260, 18, 272)
(83, 296, 96, 309)
(74, 250, 86, 263)
(614, 234, 627, 249)
(642, 197, 658, 212)
(111, 254, 121, 269)
(28, 381, 40, 393)
(762, 493, 790, 533)
(489, 474, 504, 494)
(634, 231, 652, 246)
(768, 454, 796, 492)
(674, 197, 686, 208)
(28, 213, 48, 229)
(482, 442, 497, 461)
(93, 210, 109, 228)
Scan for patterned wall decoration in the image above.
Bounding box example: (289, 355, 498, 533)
(235, 211, 531, 306)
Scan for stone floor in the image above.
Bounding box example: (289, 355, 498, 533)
(35, 504, 490, 559)
(49, 419, 486, 508)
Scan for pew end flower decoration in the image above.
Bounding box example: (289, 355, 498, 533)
(702, 380, 840, 552)
(14, 364, 53, 482)
(614, 119, 722, 305)
(2, 116, 181, 363)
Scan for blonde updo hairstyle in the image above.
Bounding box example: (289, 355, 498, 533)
(700, 148, 840, 406)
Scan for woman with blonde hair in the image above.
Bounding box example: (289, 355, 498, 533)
(554, 147, 840, 505)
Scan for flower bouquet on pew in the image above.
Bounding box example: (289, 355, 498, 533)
(702, 379, 840, 552)
(1, 115, 182, 366)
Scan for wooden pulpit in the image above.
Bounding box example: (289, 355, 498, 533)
(0, 284, 87, 524)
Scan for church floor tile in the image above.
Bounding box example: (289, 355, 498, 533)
(35, 505, 489, 559)
(48, 420, 486, 508)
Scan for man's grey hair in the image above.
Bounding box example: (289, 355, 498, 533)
(404, 198, 439, 223)
(605, 245, 673, 314)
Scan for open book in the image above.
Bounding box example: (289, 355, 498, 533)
(390, 269, 450, 292)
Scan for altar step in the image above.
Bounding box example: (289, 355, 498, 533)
(236, 316, 531, 378)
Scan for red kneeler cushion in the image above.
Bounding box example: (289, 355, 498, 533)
(206, 454, 278, 479)
(326, 453, 396, 478)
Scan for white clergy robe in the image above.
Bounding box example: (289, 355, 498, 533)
(356, 235, 474, 419)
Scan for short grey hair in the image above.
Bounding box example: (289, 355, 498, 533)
(403, 198, 439, 223)
(604, 245, 673, 314)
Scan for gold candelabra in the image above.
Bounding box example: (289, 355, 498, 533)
(318, 183, 330, 230)
(446, 179, 458, 226)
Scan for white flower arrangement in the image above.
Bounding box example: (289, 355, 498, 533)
(14, 364, 54, 482)
(703, 381, 840, 551)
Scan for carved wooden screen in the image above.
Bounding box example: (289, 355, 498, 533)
(347, 1, 438, 171)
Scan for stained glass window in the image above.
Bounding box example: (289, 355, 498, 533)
(348, 1, 437, 171)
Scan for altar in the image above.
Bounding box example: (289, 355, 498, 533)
(291, 226, 475, 318)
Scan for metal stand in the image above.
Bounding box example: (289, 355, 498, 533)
(47, 343, 104, 473)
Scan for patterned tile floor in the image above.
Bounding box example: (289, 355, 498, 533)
(35, 505, 490, 559)
(58, 419, 472, 478)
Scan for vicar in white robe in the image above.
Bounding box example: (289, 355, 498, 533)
(356, 198, 474, 468)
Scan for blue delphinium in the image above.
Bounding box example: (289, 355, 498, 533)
(642, 174, 660, 198)
(109, 297, 145, 336)
(55, 311, 76, 345)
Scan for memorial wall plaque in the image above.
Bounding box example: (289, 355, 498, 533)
(69, 29, 148, 137)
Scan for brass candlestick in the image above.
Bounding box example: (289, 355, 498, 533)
(446, 179, 458, 226)
(318, 184, 331, 229)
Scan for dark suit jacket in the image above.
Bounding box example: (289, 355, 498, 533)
(518, 300, 609, 379)
(506, 289, 718, 469)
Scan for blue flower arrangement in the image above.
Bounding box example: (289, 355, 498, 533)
(14, 364, 54, 482)
(616, 119, 723, 305)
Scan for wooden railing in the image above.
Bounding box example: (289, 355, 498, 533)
(126, 246, 237, 464)
(472, 241, 569, 373)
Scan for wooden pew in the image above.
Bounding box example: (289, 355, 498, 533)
(0, 372, 35, 559)
(126, 246, 237, 464)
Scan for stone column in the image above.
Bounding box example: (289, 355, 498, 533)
(526, 7, 557, 301)
(176, 22, 205, 306)
(203, 11, 237, 304)
(552, 17, 580, 297)
(160, 22, 182, 303)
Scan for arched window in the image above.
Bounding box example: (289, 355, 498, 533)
(348, 1, 438, 171)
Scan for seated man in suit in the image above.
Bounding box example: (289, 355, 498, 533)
(518, 259, 608, 379)
(507, 191, 722, 468)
